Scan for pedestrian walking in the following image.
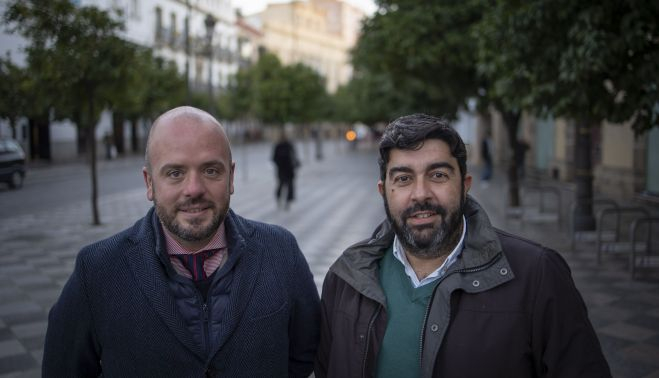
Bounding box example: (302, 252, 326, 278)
(315, 113, 611, 378)
(103, 131, 114, 160)
(43, 106, 320, 377)
(480, 131, 493, 183)
(515, 138, 530, 179)
(272, 131, 299, 210)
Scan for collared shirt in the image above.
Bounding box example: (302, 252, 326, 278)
(162, 222, 228, 280)
(392, 215, 467, 288)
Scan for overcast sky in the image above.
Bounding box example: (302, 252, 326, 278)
(232, 0, 376, 16)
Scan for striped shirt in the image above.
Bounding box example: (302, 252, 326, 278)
(162, 223, 228, 280)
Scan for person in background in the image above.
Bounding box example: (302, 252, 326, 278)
(480, 130, 493, 184)
(103, 131, 114, 160)
(315, 113, 610, 378)
(43, 106, 320, 377)
(272, 131, 299, 210)
(515, 138, 530, 179)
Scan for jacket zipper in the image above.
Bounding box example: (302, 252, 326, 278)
(362, 304, 383, 378)
(418, 253, 503, 374)
(201, 300, 209, 356)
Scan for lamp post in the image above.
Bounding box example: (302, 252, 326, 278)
(184, 0, 191, 104)
(204, 14, 216, 116)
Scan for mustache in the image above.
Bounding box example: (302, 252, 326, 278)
(401, 202, 447, 220)
(177, 198, 214, 209)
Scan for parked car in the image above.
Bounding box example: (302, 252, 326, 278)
(0, 138, 26, 189)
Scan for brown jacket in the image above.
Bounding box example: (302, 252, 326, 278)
(315, 197, 611, 378)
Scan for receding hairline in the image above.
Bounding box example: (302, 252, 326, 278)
(151, 106, 222, 134)
(145, 106, 229, 171)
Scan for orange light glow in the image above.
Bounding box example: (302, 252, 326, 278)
(345, 130, 357, 142)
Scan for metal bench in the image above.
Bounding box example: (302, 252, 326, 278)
(629, 217, 659, 279)
(596, 206, 651, 264)
(506, 184, 563, 227)
(570, 198, 618, 252)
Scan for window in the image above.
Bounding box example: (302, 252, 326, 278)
(169, 12, 177, 48)
(131, 0, 140, 19)
(155, 7, 163, 44)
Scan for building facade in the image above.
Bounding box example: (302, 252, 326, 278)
(80, 0, 239, 100)
(251, 0, 365, 93)
(477, 109, 659, 204)
(0, 0, 241, 161)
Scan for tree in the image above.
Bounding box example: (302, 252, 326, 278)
(223, 65, 257, 120)
(351, 0, 537, 205)
(225, 53, 329, 126)
(352, 0, 488, 120)
(475, 2, 537, 208)
(0, 57, 28, 139)
(5, 0, 137, 225)
(331, 71, 407, 125)
(110, 48, 186, 153)
(280, 62, 328, 124)
(477, 0, 659, 229)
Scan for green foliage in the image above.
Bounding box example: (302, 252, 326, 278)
(137, 53, 187, 120)
(477, 0, 659, 132)
(223, 67, 254, 119)
(224, 53, 329, 125)
(330, 71, 408, 124)
(4, 0, 134, 128)
(352, 0, 489, 119)
(0, 57, 28, 129)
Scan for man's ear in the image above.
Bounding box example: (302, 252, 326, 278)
(143, 167, 154, 201)
(463, 174, 473, 197)
(378, 180, 385, 197)
(229, 161, 236, 195)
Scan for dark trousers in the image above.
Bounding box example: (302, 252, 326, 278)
(276, 176, 295, 202)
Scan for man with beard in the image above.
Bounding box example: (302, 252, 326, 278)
(314, 114, 610, 378)
(43, 106, 320, 377)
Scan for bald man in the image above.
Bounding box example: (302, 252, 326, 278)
(43, 107, 320, 377)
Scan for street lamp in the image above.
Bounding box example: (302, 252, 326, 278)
(204, 14, 216, 116)
(184, 0, 191, 103)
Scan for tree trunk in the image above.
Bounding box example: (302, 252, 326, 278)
(9, 118, 17, 139)
(112, 112, 125, 155)
(502, 110, 521, 207)
(87, 93, 101, 226)
(572, 120, 596, 231)
(130, 117, 140, 153)
(29, 115, 51, 161)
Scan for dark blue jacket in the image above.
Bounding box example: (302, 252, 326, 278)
(43, 208, 320, 377)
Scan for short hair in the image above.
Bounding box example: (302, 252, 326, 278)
(378, 113, 467, 181)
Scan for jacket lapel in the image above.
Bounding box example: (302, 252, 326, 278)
(209, 211, 262, 357)
(124, 208, 205, 359)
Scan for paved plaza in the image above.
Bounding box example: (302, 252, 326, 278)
(1, 140, 659, 377)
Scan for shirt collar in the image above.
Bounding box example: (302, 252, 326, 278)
(162, 222, 228, 256)
(393, 215, 467, 288)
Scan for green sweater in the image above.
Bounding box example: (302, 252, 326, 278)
(376, 248, 438, 378)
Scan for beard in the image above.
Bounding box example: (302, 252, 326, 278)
(154, 194, 225, 243)
(384, 191, 465, 260)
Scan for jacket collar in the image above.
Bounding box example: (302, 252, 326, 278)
(330, 196, 505, 303)
(124, 207, 257, 360)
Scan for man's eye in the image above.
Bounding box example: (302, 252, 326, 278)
(393, 175, 411, 184)
(431, 172, 448, 180)
(205, 168, 220, 176)
(167, 170, 183, 178)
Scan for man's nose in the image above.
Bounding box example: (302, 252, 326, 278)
(183, 172, 205, 197)
(410, 178, 431, 202)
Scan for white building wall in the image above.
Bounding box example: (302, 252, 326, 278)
(0, 0, 240, 161)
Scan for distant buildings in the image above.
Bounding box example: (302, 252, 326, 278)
(0, 0, 366, 160)
(247, 0, 365, 92)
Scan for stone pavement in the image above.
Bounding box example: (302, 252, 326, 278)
(1, 140, 659, 377)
